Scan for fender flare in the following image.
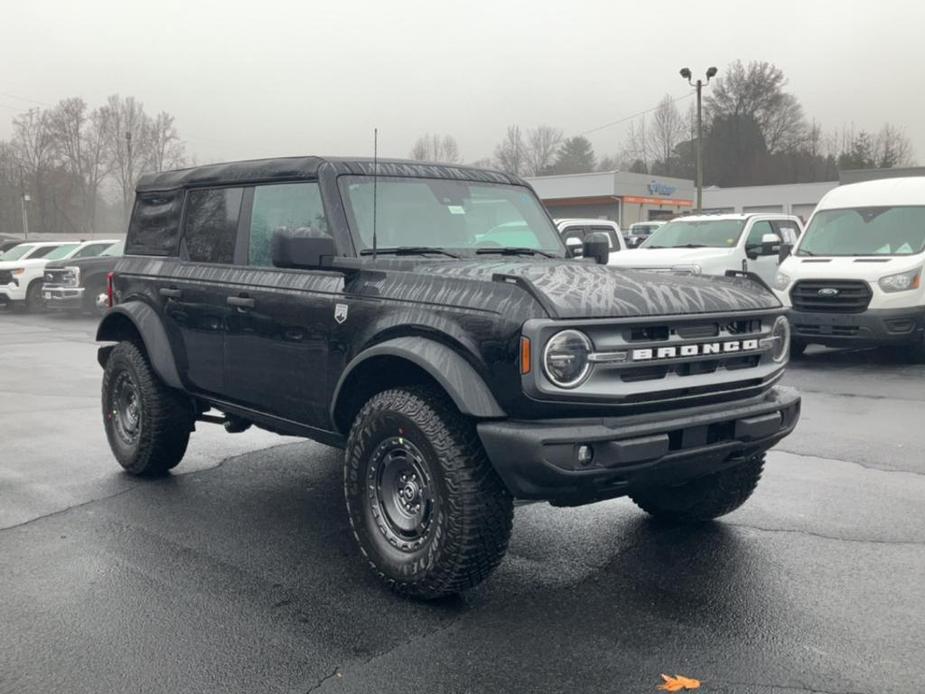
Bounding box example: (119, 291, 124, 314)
(96, 302, 183, 389)
(331, 337, 506, 422)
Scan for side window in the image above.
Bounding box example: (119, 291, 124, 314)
(182, 187, 243, 264)
(126, 190, 184, 256)
(773, 221, 799, 244)
(746, 220, 775, 249)
(248, 182, 328, 267)
(72, 243, 109, 259)
(28, 246, 58, 260)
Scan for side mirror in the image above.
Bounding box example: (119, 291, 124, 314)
(271, 227, 336, 269)
(779, 243, 793, 263)
(760, 232, 782, 256)
(582, 231, 610, 265)
(564, 237, 583, 258)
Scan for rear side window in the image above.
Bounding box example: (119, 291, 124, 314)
(248, 182, 328, 267)
(182, 187, 244, 264)
(590, 225, 619, 251)
(72, 243, 113, 259)
(126, 191, 184, 256)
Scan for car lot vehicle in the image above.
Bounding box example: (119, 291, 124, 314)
(626, 220, 666, 248)
(44, 241, 124, 314)
(96, 156, 800, 599)
(555, 218, 626, 257)
(0, 239, 117, 312)
(0, 239, 23, 257)
(610, 214, 803, 286)
(773, 177, 925, 357)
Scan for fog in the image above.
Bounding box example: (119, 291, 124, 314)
(1, 0, 923, 165)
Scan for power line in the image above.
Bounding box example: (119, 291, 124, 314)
(577, 91, 695, 137)
(0, 91, 52, 107)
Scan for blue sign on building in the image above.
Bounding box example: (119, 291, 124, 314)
(647, 181, 677, 196)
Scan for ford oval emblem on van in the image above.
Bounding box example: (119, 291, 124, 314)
(817, 287, 839, 297)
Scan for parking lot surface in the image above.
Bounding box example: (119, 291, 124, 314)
(1, 311, 922, 694)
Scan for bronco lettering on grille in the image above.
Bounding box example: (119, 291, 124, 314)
(632, 339, 760, 361)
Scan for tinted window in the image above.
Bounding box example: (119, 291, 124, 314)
(28, 246, 62, 260)
(127, 191, 184, 256)
(745, 220, 776, 248)
(249, 182, 328, 267)
(590, 225, 619, 251)
(183, 187, 243, 264)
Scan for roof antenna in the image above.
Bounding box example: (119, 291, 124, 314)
(372, 127, 379, 260)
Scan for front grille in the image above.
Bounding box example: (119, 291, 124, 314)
(0, 270, 12, 284)
(790, 279, 872, 313)
(794, 323, 860, 337)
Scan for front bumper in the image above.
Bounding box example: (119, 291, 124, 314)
(42, 286, 85, 309)
(477, 386, 800, 504)
(789, 307, 925, 346)
(0, 284, 25, 304)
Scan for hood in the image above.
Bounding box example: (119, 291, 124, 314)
(609, 247, 735, 269)
(384, 257, 779, 319)
(781, 254, 924, 282)
(45, 254, 120, 272)
(0, 257, 53, 270)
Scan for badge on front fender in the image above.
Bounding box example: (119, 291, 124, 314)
(334, 303, 349, 324)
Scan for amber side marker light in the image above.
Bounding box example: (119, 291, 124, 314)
(520, 336, 532, 375)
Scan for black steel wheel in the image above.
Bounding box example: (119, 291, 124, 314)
(344, 385, 513, 599)
(102, 341, 193, 476)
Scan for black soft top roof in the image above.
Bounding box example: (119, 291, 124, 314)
(135, 156, 525, 192)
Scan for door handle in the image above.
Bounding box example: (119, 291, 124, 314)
(159, 287, 182, 299)
(227, 295, 256, 309)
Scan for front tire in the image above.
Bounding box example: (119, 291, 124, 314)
(25, 281, 45, 313)
(102, 341, 193, 476)
(630, 453, 765, 523)
(344, 386, 513, 599)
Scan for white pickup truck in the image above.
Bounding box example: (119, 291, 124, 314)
(608, 213, 803, 287)
(0, 239, 118, 312)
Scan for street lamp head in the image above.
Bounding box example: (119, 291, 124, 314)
(680, 67, 692, 80)
(706, 66, 718, 79)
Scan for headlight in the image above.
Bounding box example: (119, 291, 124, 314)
(543, 329, 592, 388)
(772, 271, 791, 291)
(878, 267, 921, 292)
(11, 268, 25, 276)
(671, 264, 702, 275)
(65, 266, 80, 287)
(762, 315, 791, 363)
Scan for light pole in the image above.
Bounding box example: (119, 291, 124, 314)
(680, 66, 717, 213)
(21, 193, 30, 240)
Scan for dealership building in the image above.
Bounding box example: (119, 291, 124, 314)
(527, 166, 925, 228)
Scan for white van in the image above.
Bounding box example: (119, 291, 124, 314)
(773, 177, 925, 356)
(608, 213, 802, 286)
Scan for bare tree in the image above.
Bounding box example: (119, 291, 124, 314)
(648, 95, 685, 175)
(619, 116, 649, 173)
(148, 112, 186, 172)
(46, 98, 111, 233)
(409, 133, 461, 164)
(11, 108, 57, 234)
(493, 125, 526, 175)
(101, 95, 152, 218)
(875, 123, 914, 168)
(524, 125, 563, 176)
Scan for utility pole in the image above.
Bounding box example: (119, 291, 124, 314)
(18, 162, 30, 240)
(680, 66, 717, 213)
(125, 131, 133, 220)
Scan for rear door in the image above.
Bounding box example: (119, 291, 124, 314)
(160, 186, 243, 396)
(222, 181, 342, 427)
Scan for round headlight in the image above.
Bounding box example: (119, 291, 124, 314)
(543, 330, 593, 388)
(770, 315, 790, 363)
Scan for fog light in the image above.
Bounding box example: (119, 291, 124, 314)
(577, 444, 594, 466)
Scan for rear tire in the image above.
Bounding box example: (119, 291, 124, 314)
(102, 341, 193, 476)
(344, 385, 513, 599)
(630, 453, 765, 523)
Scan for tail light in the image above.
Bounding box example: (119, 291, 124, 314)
(106, 272, 115, 307)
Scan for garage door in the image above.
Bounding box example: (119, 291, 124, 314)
(791, 203, 816, 224)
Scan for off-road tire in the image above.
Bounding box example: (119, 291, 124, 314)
(344, 385, 514, 599)
(789, 340, 807, 358)
(102, 341, 193, 476)
(630, 453, 765, 523)
(24, 281, 45, 314)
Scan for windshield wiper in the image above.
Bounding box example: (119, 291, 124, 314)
(475, 247, 556, 258)
(360, 246, 459, 258)
(671, 243, 709, 248)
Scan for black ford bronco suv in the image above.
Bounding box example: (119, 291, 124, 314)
(97, 156, 800, 599)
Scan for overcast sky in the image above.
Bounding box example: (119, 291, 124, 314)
(1, 0, 923, 167)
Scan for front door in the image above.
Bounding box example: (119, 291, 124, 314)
(222, 181, 341, 428)
(743, 219, 781, 285)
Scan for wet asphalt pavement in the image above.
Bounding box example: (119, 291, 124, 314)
(0, 312, 922, 694)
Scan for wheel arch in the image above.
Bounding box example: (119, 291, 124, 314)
(331, 337, 506, 434)
(96, 302, 182, 389)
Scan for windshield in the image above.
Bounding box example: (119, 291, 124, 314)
(44, 244, 80, 260)
(339, 176, 564, 256)
(101, 241, 125, 257)
(797, 206, 925, 257)
(642, 219, 746, 249)
(1, 244, 35, 261)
